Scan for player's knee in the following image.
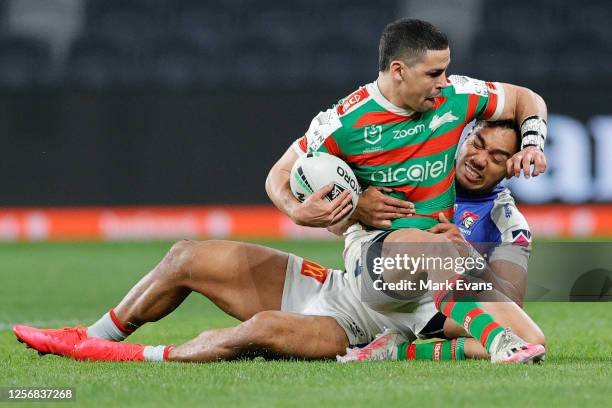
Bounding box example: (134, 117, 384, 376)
(161, 239, 198, 279)
(524, 330, 546, 348)
(244, 311, 288, 347)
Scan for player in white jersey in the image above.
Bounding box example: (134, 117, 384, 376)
(14, 120, 543, 364)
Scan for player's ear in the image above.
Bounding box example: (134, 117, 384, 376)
(389, 60, 404, 81)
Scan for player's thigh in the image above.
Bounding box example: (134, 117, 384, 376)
(443, 302, 545, 345)
(246, 311, 349, 359)
(185, 240, 289, 320)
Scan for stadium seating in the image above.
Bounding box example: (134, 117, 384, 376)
(63, 34, 140, 87)
(0, 0, 607, 89)
(0, 34, 51, 87)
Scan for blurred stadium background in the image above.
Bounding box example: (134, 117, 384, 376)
(1, 0, 611, 242)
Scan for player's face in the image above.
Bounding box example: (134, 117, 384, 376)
(456, 126, 519, 193)
(396, 48, 450, 112)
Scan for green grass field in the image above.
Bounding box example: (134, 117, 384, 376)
(1, 241, 610, 407)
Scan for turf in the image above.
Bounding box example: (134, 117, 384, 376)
(1, 241, 610, 407)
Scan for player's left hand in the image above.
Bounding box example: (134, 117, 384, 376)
(429, 213, 463, 242)
(506, 146, 547, 179)
(429, 213, 470, 257)
(355, 186, 415, 229)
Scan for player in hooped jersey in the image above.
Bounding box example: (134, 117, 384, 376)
(340, 119, 542, 362)
(267, 19, 548, 363)
(14, 19, 545, 364)
(13, 121, 542, 364)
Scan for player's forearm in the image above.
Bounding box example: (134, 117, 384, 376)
(485, 260, 527, 307)
(265, 168, 301, 222)
(514, 86, 547, 124)
(501, 84, 548, 154)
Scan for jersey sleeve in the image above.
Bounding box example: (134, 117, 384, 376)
(292, 107, 348, 157)
(488, 188, 531, 269)
(447, 75, 506, 122)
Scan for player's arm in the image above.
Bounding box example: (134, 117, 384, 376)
(483, 190, 533, 306)
(486, 259, 527, 307)
(430, 212, 528, 306)
(494, 84, 548, 179)
(265, 146, 352, 227)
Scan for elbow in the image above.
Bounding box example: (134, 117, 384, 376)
(264, 170, 275, 203)
(523, 87, 548, 117)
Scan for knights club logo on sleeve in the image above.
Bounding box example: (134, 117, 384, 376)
(460, 211, 480, 229)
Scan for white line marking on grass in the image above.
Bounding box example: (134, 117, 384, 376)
(0, 319, 88, 331)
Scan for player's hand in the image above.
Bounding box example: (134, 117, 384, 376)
(355, 186, 415, 229)
(506, 146, 547, 179)
(292, 183, 353, 227)
(429, 213, 470, 256)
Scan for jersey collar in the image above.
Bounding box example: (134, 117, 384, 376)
(366, 81, 415, 117)
(456, 183, 506, 202)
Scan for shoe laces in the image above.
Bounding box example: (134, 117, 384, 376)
(497, 328, 527, 356)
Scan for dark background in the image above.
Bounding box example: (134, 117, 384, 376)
(1, 0, 610, 205)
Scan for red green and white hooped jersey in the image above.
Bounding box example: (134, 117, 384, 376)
(292, 75, 506, 230)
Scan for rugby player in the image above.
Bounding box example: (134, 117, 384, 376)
(13, 120, 543, 364)
(266, 18, 548, 362)
(339, 118, 541, 362)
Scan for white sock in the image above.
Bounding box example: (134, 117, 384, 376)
(87, 312, 129, 341)
(143, 345, 167, 362)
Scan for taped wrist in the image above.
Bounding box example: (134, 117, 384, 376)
(520, 115, 547, 151)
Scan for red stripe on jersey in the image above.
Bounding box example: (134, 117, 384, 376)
(486, 81, 497, 90)
(414, 206, 455, 220)
(391, 168, 455, 202)
(352, 111, 419, 128)
(482, 89, 498, 119)
(433, 96, 448, 109)
(345, 127, 462, 167)
(451, 339, 457, 360)
(323, 136, 342, 157)
(298, 135, 307, 152)
(466, 94, 479, 122)
(480, 322, 502, 348)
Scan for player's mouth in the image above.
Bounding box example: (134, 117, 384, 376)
(464, 162, 483, 183)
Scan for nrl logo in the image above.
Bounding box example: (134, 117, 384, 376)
(429, 110, 459, 131)
(364, 125, 382, 145)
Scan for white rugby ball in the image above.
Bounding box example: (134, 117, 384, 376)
(290, 152, 361, 218)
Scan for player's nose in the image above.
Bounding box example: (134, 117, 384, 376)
(435, 73, 447, 90)
(471, 153, 487, 169)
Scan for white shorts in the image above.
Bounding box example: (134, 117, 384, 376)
(281, 253, 440, 346)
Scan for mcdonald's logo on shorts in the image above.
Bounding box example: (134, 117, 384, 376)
(300, 259, 328, 284)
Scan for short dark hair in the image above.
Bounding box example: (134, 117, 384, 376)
(472, 119, 521, 152)
(378, 18, 449, 71)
